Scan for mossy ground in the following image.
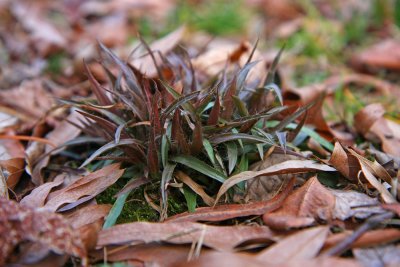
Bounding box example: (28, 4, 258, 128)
(96, 180, 188, 223)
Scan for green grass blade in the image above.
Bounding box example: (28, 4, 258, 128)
(209, 133, 275, 146)
(161, 163, 177, 214)
(225, 142, 238, 175)
(183, 186, 197, 212)
(80, 139, 143, 168)
(202, 139, 215, 165)
(171, 155, 227, 183)
(103, 191, 130, 229)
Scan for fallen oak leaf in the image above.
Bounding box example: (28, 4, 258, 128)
(215, 159, 336, 204)
(44, 163, 124, 212)
(166, 178, 295, 222)
(263, 176, 336, 230)
(97, 221, 275, 251)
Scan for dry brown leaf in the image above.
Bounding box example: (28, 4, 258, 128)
(44, 163, 124, 212)
(0, 198, 86, 265)
(175, 171, 215, 206)
(354, 103, 400, 157)
(98, 221, 275, 251)
(216, 160, 336, 203)
(351, 39, 400, 72)
(167, 178, 294, 223)
(26, 111, 84, 184)
(248, 0, 303, 21)
(175, 251, 265, 267)
(20, 176, 64, 208)
(370, 118, 400, 157)
(192, 39, 266, 84)
(324, 229, 400, 251)
(263, 176, 336, 229)
(11, 1, 67, 56)
(382, 203, 400, 217)
(66, 204, 111, 229)
(256, 226, 329, 264)
(246, 153, 299, 201)
(92, 243, 193, 267)
(328, 142, 360, 180)
(332, 190, 385, 220)
(354, 103, 385, 136)
(0, 137, 25, 189)
(177, 252, 360, 267)
(353, 244, 400, 267)
(276, 258, 361, 267)
(130, 26, 186, 77)
(348, 149, 396, 203)
(283, 73, 400, 143)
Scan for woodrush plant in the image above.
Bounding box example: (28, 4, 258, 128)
(69, 40, 306, 222)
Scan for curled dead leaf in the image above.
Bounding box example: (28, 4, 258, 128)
(263, 176, 336, 230)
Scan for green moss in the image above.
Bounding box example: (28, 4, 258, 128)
(96, 180, 192, 224)
(96, 182, 159, 223)
(46, 53, 65, 74)
(138, 0, 250, 38)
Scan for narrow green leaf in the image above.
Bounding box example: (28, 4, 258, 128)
(237, 61, 260, 93)
(209, 133, 275, 146)
(103, 191, 130, 229)
(276, 131, 287, 153)
(207, 95, 220, 125)
(264, 44, 285, 86)
(161, 163, 176, 213)
(203, 139, 215, 165)
(271, 102, 312, 133)
(115, 122, 127, 144)
(232, 95, 249, 116)
(171, 155, 227, 183)
(225, 142, 238, 175)
(264, 83, 283, 106)
(216, 160, 336, 203)
(159, 80, 196, 114)
(80, 139, 143, 168)
(256, 143, 264, 160)
(265, 121, 334, 152)
(214, 151, 227, 176)
(183, 186, 197, 213)
(161, 90, 200, 121)
(238, 153, 249, 173)
(161, 134, 169, 168)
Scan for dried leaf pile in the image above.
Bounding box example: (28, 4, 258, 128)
(0, 0, 400, 266)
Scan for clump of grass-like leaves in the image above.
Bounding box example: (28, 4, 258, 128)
(68, 41, 306, 221)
